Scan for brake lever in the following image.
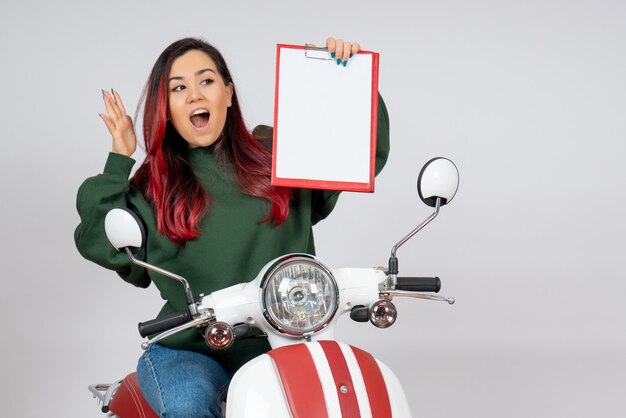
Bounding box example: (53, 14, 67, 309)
(381, 291, 455, 305)
(141, 310, 214, 350)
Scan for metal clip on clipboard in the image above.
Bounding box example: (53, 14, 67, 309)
(304, 45, 333, 60)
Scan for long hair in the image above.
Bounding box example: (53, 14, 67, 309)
(132, 38, 291, 246)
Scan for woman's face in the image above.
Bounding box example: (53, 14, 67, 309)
(167, 50, 233, 148)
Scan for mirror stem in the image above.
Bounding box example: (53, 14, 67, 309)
(387, 198, 441, 287)
(391, 197, 441, 258)
(124, 248, 196, 308)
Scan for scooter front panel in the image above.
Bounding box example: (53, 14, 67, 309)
(351, 345, 393, 418)
(226, 354, 293, 417)
(305, 341, 396, 418)
(376, 360, 412, 418)
(228, 341, 407, 417)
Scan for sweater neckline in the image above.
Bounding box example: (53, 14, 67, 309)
(188, 145, 217, 164)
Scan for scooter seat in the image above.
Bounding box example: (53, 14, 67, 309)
(108, 372, 158, 418)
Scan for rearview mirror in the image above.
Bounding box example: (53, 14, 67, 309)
(104, 208, 145, 253)
(417, 157, 459, 207)
(386, 157, 460, 288)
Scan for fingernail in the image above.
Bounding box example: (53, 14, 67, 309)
(101, 89, 105, 99)
(111, 88, 115, 95)
(342, 60, 347, 67)
(336, 58, 341, 65)
(331, 51, 335, 59)
(350, 53, 353, 58)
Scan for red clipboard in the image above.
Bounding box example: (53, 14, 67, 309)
(271, 44, 380, 192)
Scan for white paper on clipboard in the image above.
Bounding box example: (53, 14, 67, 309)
(271, 44, 379, 192)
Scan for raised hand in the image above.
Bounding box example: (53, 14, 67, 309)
(99, 89, 137, 157)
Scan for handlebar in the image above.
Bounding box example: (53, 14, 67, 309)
(395, 277, 441, 293)
(138, 311, 192, 338)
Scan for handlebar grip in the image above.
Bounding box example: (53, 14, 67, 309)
(138, 311, 192, 338)
(396, 277, 441, 293)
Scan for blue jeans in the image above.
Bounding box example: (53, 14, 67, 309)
(137, 344, 230, 418)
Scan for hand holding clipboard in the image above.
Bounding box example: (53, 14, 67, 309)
(272, 37, 380, 192)
(323, 37, 362, 66)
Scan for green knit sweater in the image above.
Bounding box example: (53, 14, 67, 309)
(75, 95, 390, 371)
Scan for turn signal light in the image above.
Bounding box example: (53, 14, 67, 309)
(204, 322, 235, 350)
(370, 300, 397, 328)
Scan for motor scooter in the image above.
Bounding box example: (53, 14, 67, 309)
(89, 157, 459, 417)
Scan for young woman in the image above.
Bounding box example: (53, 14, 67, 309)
(75, 36, 390, 417)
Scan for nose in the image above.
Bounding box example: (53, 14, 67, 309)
(187, 84, 202, 103)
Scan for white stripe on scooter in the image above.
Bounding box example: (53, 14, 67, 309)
(338, 343, 373, 418)
(306, 342, 342, 417)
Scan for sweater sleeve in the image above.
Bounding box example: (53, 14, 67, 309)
(74, 152, 151, 288)
(310, 92, 391, 224)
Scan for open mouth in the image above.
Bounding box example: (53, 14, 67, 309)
(190, 108, 210, 129)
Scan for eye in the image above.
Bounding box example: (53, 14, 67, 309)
(171, 85, 185, 92)
(201, 79, 214, 86)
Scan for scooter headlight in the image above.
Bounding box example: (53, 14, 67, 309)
(261, 254, 338, 336)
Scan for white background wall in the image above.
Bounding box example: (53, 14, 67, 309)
(1, 0, 624, 416)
